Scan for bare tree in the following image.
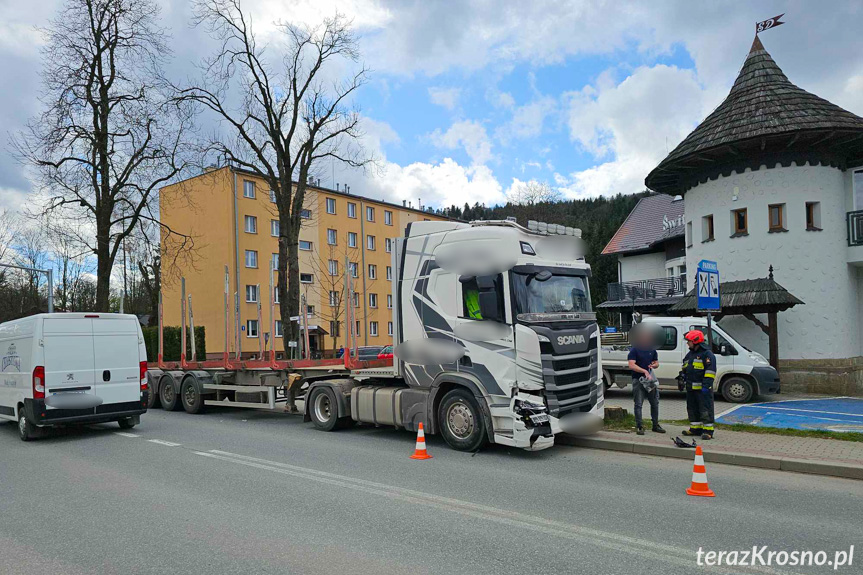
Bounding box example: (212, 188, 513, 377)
(181, 0, 372, 352)
(48, 226, 93, 312)
(507, 180, 562, 205)
(13, 0, 195, 311)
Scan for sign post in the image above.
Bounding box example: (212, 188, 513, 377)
(696, 260, 721, 350)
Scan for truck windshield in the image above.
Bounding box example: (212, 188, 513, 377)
(511, 270, 591, 314)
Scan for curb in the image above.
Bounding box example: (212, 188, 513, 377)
(557, 434, 863, 480)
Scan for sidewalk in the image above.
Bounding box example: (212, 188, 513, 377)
(558, 423, 863, 480)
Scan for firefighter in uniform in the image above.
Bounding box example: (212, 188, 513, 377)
(679, 330, 717, 440)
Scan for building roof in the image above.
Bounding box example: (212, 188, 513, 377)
(601, 193, 684, 255)
(646, 36, 863, 195)
(668, 270, 804, 315)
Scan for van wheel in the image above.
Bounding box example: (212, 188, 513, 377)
(438, 388, 488, 452)
(18, 409, 39, 441)
(721, 377, 754, 403)
(308, 387, 339, 431)
(181, 378, 206, 414)
(160, 378, 182, 411)
(118, 417, 136, 430)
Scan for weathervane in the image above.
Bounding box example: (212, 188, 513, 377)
(756, 13, 785, 34)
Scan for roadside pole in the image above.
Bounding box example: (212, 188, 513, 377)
(696, 260, 721, 349)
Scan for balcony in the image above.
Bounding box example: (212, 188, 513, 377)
(848, 210, 863, 247)
(606, 275, 687, 303)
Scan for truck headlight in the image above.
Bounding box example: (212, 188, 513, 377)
(536, 334, 550, 343)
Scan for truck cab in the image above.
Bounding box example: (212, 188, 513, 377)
(601, 316, 781, 403)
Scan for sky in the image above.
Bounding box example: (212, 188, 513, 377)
(1, 0, 862, 213)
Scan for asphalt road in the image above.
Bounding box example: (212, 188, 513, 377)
(1, 407, 861, 575)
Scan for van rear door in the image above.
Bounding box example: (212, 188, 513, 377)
(92, 317, 142, 407)
(43, 317, 98, 409)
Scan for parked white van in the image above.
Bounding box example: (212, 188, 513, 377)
(0, 313, 149, 440)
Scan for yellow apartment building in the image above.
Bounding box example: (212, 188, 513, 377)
(160, 166, 448, 359)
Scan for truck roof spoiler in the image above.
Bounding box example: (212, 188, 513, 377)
(469, 219, 582, 239)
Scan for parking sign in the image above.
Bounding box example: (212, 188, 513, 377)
(697, 260, 720, 312)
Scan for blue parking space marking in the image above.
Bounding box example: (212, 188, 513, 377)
(716, 397, 863, 433)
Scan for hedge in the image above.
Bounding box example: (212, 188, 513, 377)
(142, 326, 206, 362)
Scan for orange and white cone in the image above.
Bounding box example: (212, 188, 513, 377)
(686, 445, 715, 497)
(410, 422, 432, 460)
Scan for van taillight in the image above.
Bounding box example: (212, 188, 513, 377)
(33, 366, 45, 399)
(140, 361, 148, 391)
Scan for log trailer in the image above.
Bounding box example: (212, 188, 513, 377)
(147, 219, 604, 452)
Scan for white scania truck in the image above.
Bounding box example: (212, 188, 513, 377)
(149, 219, 604, 452)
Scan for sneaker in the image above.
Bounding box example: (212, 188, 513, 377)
(652, 424, 666, 433)
(701, 433, 713, 440)
(636, 427, 645, 436)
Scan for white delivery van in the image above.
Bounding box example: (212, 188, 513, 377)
(601, 316, 781, 403)
(0, 313, 149, 440)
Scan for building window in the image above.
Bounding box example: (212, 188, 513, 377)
(326, 197, 336, 214)
(269, 189, 277, 203)
(768, 203, 786, 232)
(300, 273, 313, 283)
(244, 215, 257, 234)
(274, 287, 280, 304)
(246, 320, 259, 338)
(329, 321, 340, 337)
(355, 321, 361, 336)
(369, 321, 379, 337)
(685, 221, 693, 248)
(384, 210, 393, 226)
(731, 208, 748, 237)
(271, 220, 280, 236)
(274, 320, 283, 337)
(366, 206, 375, 222)
(387, 294, 392, 309)
(806, 201, 822, 231)
(300, 209, 312, 219)
(328, 260, 338, 276)
(347, 202, 356, 218)
(385, 238, 393, 253)
(347, 232, 357, 248)
(245, 285, 258, 303)
(352, 292, 359, 307)
(367, 235, 376, 250)
(349, 262, 358, 278)
(245, 250, 258, 268)
(386, 266, 392, 281)
(387, 321, 393, 336)
(368, 264, 377, 279)
(243, 180, 255, 198)
(329, 291, 339, 306)
(327, 228, 337, 245)
(299, 240, 312, 251)
(369, 293, 378, 308)
(701, 215, 714, 242)
(271, 253, 279, 270)
(307, 305, 315, 315)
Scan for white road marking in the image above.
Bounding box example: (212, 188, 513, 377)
(148, 439, 181, 447)
(114, 432, 139, 438)
(193, 449, 795, 575)
(741, 405, 863, 418)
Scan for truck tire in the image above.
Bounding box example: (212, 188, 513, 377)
(146, 376, 160, 409)
(308, 386, 339, 431)
(160, 377, 182, 411)
(18, 409, 40, 441)
(602, 370, 612, 391)
(438, 388, 488, 452)
(118, 417, 137, 430)
(721, 376, 754, 403)
(181, 378, 206, 414)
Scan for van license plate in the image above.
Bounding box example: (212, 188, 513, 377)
(530, 413, 549, 424)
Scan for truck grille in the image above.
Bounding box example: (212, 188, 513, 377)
(541, 347, 599, 417)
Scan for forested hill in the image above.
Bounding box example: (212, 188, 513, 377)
(437, 192, 650, 317)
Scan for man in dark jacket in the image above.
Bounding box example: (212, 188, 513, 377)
(627, 325, 665, 436)
(680, 330, 717, 440)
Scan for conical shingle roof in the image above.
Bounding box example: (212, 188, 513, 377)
(646, 36, 863, 194)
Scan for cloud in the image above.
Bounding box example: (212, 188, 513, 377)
(495, 95, 558, 144)
(427, 86, 461, 110)
(368, 159, 505, 209)
(430, 120, 493, 165)
(561, 64, 709, 198)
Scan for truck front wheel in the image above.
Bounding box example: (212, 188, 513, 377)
(438, 389, 488, 452)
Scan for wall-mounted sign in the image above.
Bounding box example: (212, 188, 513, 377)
(662, 214, 685, 231)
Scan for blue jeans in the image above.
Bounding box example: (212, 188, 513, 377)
(633, 383, 659, 428)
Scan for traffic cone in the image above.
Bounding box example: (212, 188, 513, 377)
(686, 445, 715, 497)
(410, 422, 432, 460)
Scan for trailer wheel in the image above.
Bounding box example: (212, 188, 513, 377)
(181, 378, 206, 414)
(721, 376, 754, 403)
(438, 388, 488, 452)
(308, 387, 339, 432)
(159, 377, 182, 411)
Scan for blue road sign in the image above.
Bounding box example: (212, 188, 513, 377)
(696, 260, 720, 312)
